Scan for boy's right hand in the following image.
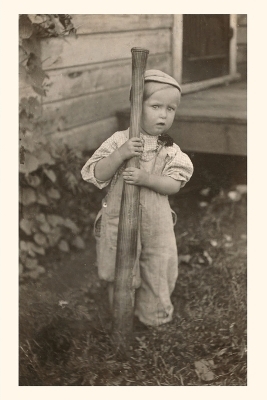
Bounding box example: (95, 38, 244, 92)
(118, 137, 143, 160)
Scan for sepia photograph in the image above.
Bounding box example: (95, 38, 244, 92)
(17, 13, 248, 387)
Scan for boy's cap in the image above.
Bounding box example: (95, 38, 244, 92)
(144, 70, 181, 93)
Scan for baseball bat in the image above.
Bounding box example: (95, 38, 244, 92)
(112, 48, 149, 352)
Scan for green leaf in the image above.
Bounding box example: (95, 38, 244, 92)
(35, 213, 46, 223)
(39, 222, 51, 234)
(19, 153, 40, 174)
(36, 192, 49, 206)
(47, 188, 61, 199)
(58, 240, 70, 252)
(33, 233, 47, 247)
(27, 96, 42, 118)
(20, 219, 33, 235)
(20, 241, 28, 252)
(43, 168, 57, 182)
(72, 236, 85, 249)
(28, 65, 47, 88)
(21, 37, 40, 58)
(31, 243, 45, 255)
(47, 227, 62, 246)
(19, 15, 33, 39)
(25, 257, 39, 270)
(36, 149, 55, 166)
(25, 174, 41, 188)
(64, 218, 79, 234)
(27, 266, 46, 280)
(20, 240, 46, 256)
(28, 14, 47, 24)
(47, 214, 65, 227)
(32, 85, 47, 96)
(20, 188, 36, 205)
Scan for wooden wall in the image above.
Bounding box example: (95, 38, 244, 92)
(39, 15, 174, 151)
(237, 14, 247, 79)
(19, 14, 246, 152)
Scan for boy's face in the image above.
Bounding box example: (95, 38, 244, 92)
(141, 87, 181, 136)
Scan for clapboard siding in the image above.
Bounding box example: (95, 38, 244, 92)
(72, 14, 173, 35)
(43, 86, 130, 134)
(41, 29, 171, 71)
(40, 14, 174, 147)
(43, 54, 171, 104)
(52, 117, 119, 151)
(38, 14, 246, 151)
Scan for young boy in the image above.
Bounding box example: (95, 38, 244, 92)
(81, 70, 193, 326)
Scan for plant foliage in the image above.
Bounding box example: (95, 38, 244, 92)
(19, 15, 100, 280)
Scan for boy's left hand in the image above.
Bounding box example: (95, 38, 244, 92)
(122, 167, 148, 186)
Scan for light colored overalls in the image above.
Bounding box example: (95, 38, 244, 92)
(94, 144, 178, 327)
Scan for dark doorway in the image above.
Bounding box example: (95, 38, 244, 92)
(182, 14, 231, 84)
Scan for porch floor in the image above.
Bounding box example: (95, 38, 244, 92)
(177, 81, 247, 123)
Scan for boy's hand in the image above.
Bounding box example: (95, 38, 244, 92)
(123, 167, 148, 186)
(118, 138, 143, 161)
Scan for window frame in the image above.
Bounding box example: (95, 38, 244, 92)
(172, 14, 239, 94)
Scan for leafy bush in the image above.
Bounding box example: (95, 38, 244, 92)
(19, 15, 101, 280)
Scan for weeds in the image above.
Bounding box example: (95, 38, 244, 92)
(19, 186, 247, 386)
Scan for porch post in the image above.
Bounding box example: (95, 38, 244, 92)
(172, 14, 183, 85)
(230, 14, 238, 75)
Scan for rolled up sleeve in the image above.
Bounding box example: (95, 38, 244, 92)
(81, 133, 120, 189)
(162, 146, 194, 188)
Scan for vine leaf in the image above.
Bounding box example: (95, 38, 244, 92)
(72, 236, 85, 249)
(20, 240, 46, 256)
(35, 213, 46, 223)
(20, 188, 36, 205)
(47, 214, 65, 227)
(25, 257, 39, 270)
(34, 233, 48, 247)
(31, 243, 45, 255)
(36, 192, 49, 206)
(36, 149, 55, 166)
(47, 227, 62, 246)
(64, 218, 79, 234)
(44, 168, 57, 182)
(58, 240, 70, 252)
(28, 14, 47, 25)
(39, 222, 51, 234)
(27, 65, 47, 88)
(19, 153, 39, 174)
(25, 174, 41, 188)
(20, 96, 42, 118)
(27, 266, 46, 280)
(19, 15, 34, 39)
(47, 188, 61, 199)
(20, 219, 33, 235)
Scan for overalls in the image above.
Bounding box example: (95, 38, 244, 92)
(94, 144, 178, 327)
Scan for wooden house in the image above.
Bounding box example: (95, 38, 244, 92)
(20, 14, 247, 156)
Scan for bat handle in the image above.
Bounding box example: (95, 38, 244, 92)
(129, 48, 149, 168)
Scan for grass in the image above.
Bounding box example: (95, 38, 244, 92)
(19, 178, 247, 386)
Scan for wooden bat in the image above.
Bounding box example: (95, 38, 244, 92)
(112, 48, 149, 352)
